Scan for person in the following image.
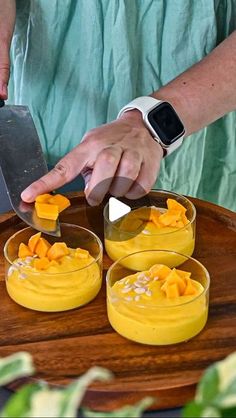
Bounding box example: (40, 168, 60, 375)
(0, 0, 236, 209)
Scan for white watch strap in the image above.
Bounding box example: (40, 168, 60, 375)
(164, 138, 183, 156)
(117, 96, 162, 118)
(117, 96, 184, 157)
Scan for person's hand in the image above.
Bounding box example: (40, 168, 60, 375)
(21, 110, 164, 206)
(0, 41, 10, 99)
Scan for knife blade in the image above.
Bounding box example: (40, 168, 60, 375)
(0, 99, 61, 236)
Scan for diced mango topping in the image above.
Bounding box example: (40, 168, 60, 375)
(16, 232, 89, 271)
(35, 202, 59, 221)
(34, 193, 70, 220)
(150, 208, 162, 227)
(75, 248, 89, 259)
(116, 263, 199, 300)
(33, 257, 51, 270)
(48, 194, 71, 213)
(119, 198, 189, 232)
(18, 243, 33, 258)
(160, 267, 198, 298)
(35, 237, 51, 259)
(162, 269, 186, 294)
(47, 242, 69, 260)
(149, 264, 171, 280)
(35, 194, 53, 203)
(158, 210, 182, 226)
(166, 198, 187, 213)
(166, 283, 179, 299)
(184, 278, 198, 296)
(28, 232, 41, 253)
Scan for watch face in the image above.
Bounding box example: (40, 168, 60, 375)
(147, 102, 185, 146)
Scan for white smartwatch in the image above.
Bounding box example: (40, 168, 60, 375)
(117, 96, 185, 156)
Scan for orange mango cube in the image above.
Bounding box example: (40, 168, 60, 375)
(28, 232, 41, 253)
(159, 209, 182, 226)
(75, 248, 89, 259)
(35, 202, 59, 221)
(34, 257, 51, 270)
(184, 278, 198, 296)
(167, 198, 186, 214)
(149, 264, 171, 280)
(35, 237, 51, 259)
(18, 243, 33, 258)
(165, 283, 180, 298)
(35, 194, 52, 203)
(47, 242, 69, 260)
(35, 193, 70, 221)
(165, 270, 186, 295)
(48, 194, 71, 213)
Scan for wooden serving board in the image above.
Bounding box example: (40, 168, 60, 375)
(0, 192, 236, 411)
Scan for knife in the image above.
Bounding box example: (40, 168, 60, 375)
(0, 99, 61, 237)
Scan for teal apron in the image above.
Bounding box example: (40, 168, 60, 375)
(9, 0, 236, 210)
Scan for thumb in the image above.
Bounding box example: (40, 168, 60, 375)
(0, 46, 10, 100)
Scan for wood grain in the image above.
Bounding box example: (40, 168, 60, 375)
(0, 192, 236, 411)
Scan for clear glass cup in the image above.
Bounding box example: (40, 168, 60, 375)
(106, 250, 210, 345)
(4, 223, 103, 312)
(104, 190, 196, 270)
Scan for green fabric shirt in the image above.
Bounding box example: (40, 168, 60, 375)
(9, 0, 236, 210)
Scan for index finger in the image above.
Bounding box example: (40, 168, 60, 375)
(21, 147, 87, 202)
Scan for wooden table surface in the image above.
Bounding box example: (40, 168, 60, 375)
(0, 192, 236, 411)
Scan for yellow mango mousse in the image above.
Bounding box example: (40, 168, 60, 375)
(105, 198, 195, 270)
(6, 232, 101, 312)
(107, 263, 208, 345)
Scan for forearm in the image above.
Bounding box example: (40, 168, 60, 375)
(0, 0, 16, 98)
(0, 0, 16, 46)
(153, 30, 236, 136)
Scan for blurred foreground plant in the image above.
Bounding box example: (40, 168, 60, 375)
(1, 351, 236, 417)
(0, 352, 153, 418)
(183, 352, 236, 418)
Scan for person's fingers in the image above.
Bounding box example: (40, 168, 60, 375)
(109, 149, 142, 197)
(21, 146, 88, 202)
(0, 47, 10, 99)
(85, 146, 123, 206)
(81, 167, 92, 190)
(125, 158, 161, 200)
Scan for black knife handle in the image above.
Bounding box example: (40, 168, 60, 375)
(0, 99, 5, 108)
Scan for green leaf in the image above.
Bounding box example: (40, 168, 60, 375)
(0, 352, 34, 386)
(0, 383, 44, 418)
(182, 401, 205, 418)
(28, 388, 64, 417)
(213, 378, 236, 409)
(200, 406, 221, 417)
(83, 397, 154, 418)
(216, 353, 236, 393)
(58, 367, 113, 417)
(196, 365, 220, 404)
(221, 406, 236, 417)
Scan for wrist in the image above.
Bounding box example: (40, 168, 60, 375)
(118, 96, 185, 156)
(119, 108, 144, 127)
(118, 105, 165, 158)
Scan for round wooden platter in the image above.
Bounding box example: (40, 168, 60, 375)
(0, 192, 236, 412)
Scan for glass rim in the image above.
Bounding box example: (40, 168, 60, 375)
(106, 249, 210, 308)
(103, 189, 196, 237)
(4, 223, 103, 275)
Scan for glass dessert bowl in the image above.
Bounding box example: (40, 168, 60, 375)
(104, 190, 196, 270)
(4, 223, 103, 312)
(106, 250, 210, 345)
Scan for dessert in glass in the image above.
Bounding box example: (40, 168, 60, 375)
(104, 190, 196, 270)
(107, 250, 210, 345)
(4, 223, 103, 312)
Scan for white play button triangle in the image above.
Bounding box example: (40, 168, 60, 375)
(108, 197, 131, 222)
